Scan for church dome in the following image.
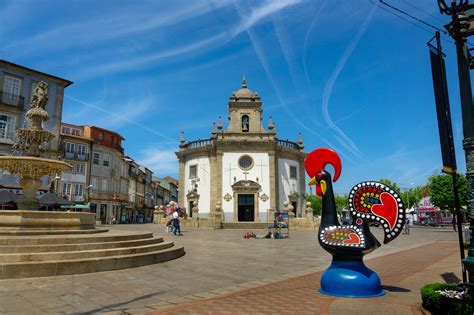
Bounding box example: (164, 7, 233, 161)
(231, 77, 259, 101)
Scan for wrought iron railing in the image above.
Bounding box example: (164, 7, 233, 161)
(277, 139, 301, 150)
(0, 91, 24, 107)
(62, 150, 90, 161)
(181, 138, 212, 149)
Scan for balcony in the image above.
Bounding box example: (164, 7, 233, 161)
(62, 150, 90, 161)
(72, 195, 85, 202)
(180, 139, 212, 150)
(0, 91, 24, 107)
(277, 139, 302, 151)
(88, 191, 129, 203)
(0, 132, 15, 144)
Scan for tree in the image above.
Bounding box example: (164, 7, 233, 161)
(307, 194, 322, 215)
(379, 178, 422, 209)
(379, 178, 402, 194)
(306, 194, 348, 215)
(335, 195, 348, 213)
(428, 173, 468, 212)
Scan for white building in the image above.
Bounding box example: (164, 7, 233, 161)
(176, 78, 306, 223)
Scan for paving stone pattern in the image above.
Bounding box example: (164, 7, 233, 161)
(0, 224, 461, 314)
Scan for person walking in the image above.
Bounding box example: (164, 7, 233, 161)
(172, 209, 182, 236)
(403, 218, 410, 235)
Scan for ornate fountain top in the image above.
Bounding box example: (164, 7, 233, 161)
(0, 81, 71, 209)
(30, 81, 48, 109)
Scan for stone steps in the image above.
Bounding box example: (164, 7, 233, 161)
(0, 228, 109, 236)
(0, 232, 154, 245)
(0, 241, 175, 262)
(0, 246, 185, 279)
(0, 232, 185, 279)
(0, 236, 163, 253)
(222, 222, 268, 229)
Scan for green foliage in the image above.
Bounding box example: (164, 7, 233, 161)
(420, 283, 471, 315)
(379, 178, 422, 209)
(306, 194, 347, 215)
(428, 173, 468, 212)
(306, 195, 321, 215)
(379, 178, 402, 194)
(334, 195, 348, 213)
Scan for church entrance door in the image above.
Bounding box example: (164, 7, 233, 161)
(238, 194, 254, 222)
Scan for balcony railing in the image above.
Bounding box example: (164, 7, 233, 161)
(63, 150, 90, 161)
(0, 133, 15, 144)
(0, 91, 24, 107)
(89, 191, 129, 202)
(277, 139, 301, 151)
(180, 138, 212, 150)
(72, 195, 85, 202)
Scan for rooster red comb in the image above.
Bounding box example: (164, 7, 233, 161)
(304, 148, 342, 182)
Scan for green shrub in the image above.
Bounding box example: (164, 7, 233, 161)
(421, 283, 472, 315)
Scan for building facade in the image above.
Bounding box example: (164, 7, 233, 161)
(59, 123, 91, 203)
(0, 60, 72, 193)
(176, 78, 306, 223)
(84, 126, 125, 224)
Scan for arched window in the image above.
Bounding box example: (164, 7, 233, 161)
(241, 115, 249, 132)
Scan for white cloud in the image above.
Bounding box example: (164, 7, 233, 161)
(320, 5, 377, 159)
(136, 147, 178, 177)
(69, 0, 302, 80)
(5, 1, 233, 57)
(65, 95, 177, 143)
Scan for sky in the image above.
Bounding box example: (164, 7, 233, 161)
(0, 0, 469, 194)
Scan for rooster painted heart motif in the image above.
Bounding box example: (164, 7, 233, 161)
(320, 226, 365, 248)
(371, 192, 397, 230)
(348, 181, 405, 244)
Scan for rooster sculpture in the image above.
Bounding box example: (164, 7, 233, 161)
(305, 148, 405, 297)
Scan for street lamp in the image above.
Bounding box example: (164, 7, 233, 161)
(437, 0, 474, 300)
(54, 175, 61, 195)
(84, 184, 93, 203)
(401, 182, 415, 210)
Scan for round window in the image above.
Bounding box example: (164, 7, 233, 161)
(238, 155, 254, 170)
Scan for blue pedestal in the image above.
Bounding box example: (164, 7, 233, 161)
(319, 259, 385, 298)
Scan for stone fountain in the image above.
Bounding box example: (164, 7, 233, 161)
(0, 81, 95, 230)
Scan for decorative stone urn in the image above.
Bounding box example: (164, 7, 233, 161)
(153, 205, 164, 224)
(284, 200, 295, 218)
(306, 201, 313, 218)
(213, 201, 223, 229)
(192, 200, 199, 217)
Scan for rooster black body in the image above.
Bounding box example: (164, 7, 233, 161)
(317, 171, 380, 260)
(305, 148, 405, 297)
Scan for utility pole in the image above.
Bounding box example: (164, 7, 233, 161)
(437, 0, 474, 303)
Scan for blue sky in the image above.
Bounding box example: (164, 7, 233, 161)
(0, 0, 468, 194)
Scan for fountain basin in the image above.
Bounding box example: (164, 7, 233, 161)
(0, 156, 72, 178)
(0, 210, 96, 230)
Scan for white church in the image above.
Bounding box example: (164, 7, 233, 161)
(176, 78, 307, 224)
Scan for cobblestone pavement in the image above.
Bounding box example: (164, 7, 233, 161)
(0, 224, 461, 314)
(154, 241, 461, 315)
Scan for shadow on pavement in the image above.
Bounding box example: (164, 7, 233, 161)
(381, 285, 411, 292)
(84, 291, 168, 314)
(441, 272, 461, 283)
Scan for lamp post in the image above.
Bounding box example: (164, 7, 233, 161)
(54, 175, 61, 195)
(84, 184, 93, 202)
(402, 182, 415, 210)
(437, 0, 474, 301)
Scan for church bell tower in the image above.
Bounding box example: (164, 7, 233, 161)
(226, 76, 265, 135)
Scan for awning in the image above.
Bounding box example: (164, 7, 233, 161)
(417, 208, 438, 213)
(60, 203, 90, 209)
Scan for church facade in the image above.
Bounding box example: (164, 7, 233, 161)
(176, 78, 306, 223)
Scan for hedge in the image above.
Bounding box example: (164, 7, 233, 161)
(421, 283, 472, 315)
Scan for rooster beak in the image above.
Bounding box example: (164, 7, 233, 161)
(320, 180, 327, 195)
(308, 177, 317, 186)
